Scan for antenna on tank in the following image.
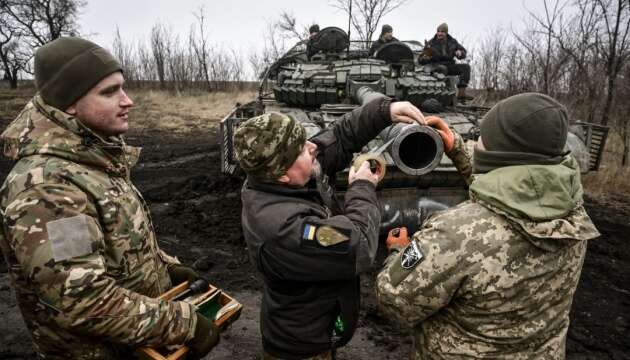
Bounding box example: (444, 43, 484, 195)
(347, 0, 352, 55)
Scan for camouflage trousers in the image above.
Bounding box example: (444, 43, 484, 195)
(263, 350, 334, 360)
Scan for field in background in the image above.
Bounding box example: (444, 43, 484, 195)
(0, 86, 627, 196)
(127, 89, 257, 133)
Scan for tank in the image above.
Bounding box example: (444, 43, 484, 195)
(221, 27, 609, 234)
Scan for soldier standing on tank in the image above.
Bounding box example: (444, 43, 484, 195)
(369, 24, 399, 56)
(419, 23, 472, 101)
(234, 95, 427, 359)
(0, 37, 219, 359)
(376, 92, 600, 359)
(306, 24, 320, 60)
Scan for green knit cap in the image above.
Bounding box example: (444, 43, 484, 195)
(35, 37, 122, 111)
(234, 112, 307, 182)
(474, 92, 569, 173)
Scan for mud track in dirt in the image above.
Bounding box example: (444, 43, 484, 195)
(1, 129, 628, 359)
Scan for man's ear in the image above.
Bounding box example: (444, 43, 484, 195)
(66, 104, 77, 115)
(277, 174, 290, 184)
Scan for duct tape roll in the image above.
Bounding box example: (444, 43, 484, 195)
(352, 154, 387, 181)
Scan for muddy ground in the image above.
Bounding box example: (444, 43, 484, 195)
(0, 99, 629, 359)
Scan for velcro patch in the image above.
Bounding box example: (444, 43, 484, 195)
(316, 225, 349, 247)
(47, 215, 94, 262)
(387, 241, 425, 287)
(401, 241, 424, 269)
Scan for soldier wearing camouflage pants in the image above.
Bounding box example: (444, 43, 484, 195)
(376, 92, 600, 359)
(234, 96, 427, 359)
(0, 37, 218, 359)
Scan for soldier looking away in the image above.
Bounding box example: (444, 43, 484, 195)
(234, 95, 426, 359)
(369, 24, 399, 56)
(0, 37, 218, 359)
(377, 92, 600, 359)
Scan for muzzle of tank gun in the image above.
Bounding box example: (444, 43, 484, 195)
(380, 123, 444, 176)
(354, 86, 444, 176)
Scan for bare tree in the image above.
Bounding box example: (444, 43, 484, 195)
(150, 23, 171, 89)
(330, 0, 409, 45)
(190, 5, 212, 91)
(0, 8, 31, 88)
(112, 27, 137, 84)
(594, 0, 630, 126)
(0, 0, 84, 47)
(513, 0, 571, 95)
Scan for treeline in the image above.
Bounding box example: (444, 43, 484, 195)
(112, 7, 249, 93)
(470, 0, 630, 163)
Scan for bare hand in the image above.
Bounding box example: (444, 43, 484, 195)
(455, 50, 464, 58)
(349, 160, 379, 186)
(389, 101, 426, 126)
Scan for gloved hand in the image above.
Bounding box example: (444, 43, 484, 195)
(188, 313, 220, 358)
(425, 116, 454, 152)
(386, 227, 410, 252)
(168, 264, 200, 286)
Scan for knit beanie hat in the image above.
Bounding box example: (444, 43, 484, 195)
(381, 24, 393, 35)
(474, 92, 569, 173)
(309, 24, 320, 33)
(35, 37, 122, 111)
(437, 23, 449, 33)
(234, 112, 307, 182)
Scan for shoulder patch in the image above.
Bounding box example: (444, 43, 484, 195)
(401, 241, 424, 269)
(316, 225, 349, 247)
(302, 223, 317, 241)
(47, 214, 94, 262)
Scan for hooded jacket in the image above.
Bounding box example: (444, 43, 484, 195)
(376, 135, 599, 359)
(0, 97, 196, 359)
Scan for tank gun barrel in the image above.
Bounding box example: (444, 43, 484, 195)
(354, 86, 444, 176)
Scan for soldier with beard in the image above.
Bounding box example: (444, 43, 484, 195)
(419, 23, 472, 100)
(234, 95, 426, 359)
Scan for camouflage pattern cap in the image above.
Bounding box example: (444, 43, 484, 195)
(234, 112, 306, 182)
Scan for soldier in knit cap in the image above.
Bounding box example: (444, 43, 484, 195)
(420, 22, 473, 100)
(0, 37, 219, 358)
(369, 24, 399, 56)
(306, 24, 320, 60)
(235, 94, 427, 359)
(377, 92, 600, 359)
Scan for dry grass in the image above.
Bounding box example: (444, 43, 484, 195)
(582, 130, 630, 197)
(127, 89, 257, 133)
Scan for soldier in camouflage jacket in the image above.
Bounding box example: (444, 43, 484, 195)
(0, 37, 217, 359)
(377, 93, 600, 359)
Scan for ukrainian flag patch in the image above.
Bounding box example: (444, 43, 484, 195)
(302, 224, 317, 240)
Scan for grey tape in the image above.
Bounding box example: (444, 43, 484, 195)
(47, 215, 94, 262)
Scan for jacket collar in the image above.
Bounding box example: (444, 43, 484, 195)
(1, 95, 140, 177)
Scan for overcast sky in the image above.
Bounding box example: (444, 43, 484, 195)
(79, 0, 548, 75)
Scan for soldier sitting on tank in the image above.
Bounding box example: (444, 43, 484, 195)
(419, 23, 472, 100)
(234, 95, 427, 360)
(306, 24, 320, 60)
(369, 24, 399, 56)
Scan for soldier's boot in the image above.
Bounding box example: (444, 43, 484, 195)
(457, 87, 473, 101)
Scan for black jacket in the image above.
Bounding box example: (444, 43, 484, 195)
(241, 97, 391, 359)
(368, 36, 399, 56)
(419, 34, 467, 65)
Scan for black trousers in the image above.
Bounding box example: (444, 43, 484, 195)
(446, 63, 471, 88)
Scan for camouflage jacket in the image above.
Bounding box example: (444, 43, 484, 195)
(0, 97, 196, 359)
(376, 135, 600, 359)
